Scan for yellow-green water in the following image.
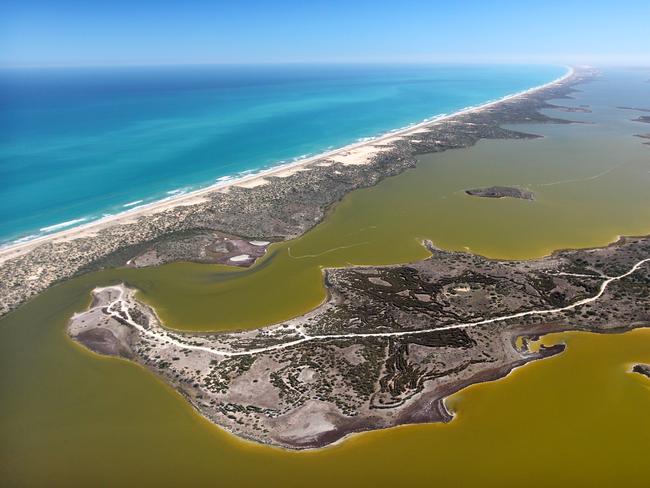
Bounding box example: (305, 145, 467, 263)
(1, 68, 649, 487)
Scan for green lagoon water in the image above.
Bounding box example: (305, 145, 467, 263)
(1, 67, 650, 486)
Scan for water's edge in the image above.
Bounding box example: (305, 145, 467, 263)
(1, 65, 569, 248)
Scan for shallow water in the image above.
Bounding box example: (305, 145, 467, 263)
(1, 67, 649, 487)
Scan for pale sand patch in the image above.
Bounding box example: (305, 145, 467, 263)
(229, 254, 251, 262)
(326, 144, 393, 166)
(26, 266, 44, 281)
(374, 135, 403, 145)
(249, 241, 270, 246)
(235, 178, 268, 188)
(272, 166, 311, 178)
(298, 368, 316, 382)
(409, 126, 435, 134)
(369, 277, 391, 287)
(273, 400, 338, 442)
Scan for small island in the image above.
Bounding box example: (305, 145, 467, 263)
(632, 364, 650, 379)
(616, 106, 650, 113)
(465, 186, 534, 200)
(633, 116, 650, 124)
(635, 133, 650, 146)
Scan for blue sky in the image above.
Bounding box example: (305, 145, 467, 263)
(1, 0, 649, 67)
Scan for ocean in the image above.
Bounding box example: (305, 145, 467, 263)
(0, 64, 565, 244)
(2, 67, 650, 487)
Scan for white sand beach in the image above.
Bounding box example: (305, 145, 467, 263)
(0, 67, 573, 265)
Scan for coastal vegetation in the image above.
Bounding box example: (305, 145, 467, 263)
(68, 237, 650, 448)
(0, 67, 589, 318)
(1, 67, 649, 486)
(464, 185, 534, 200)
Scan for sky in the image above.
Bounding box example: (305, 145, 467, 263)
(1, 0, 649, 67)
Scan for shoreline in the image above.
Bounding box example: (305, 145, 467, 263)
(66, 235, 650, 449)
(0, 65, 592, 318)
(0, 66, 573, 263)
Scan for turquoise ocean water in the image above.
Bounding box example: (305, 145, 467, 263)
(0, 64, 565, 244)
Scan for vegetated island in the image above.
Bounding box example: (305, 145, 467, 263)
(616, 106, 650, 113)
(633, 116, 650, 124)
(0, 66, 597, 318)
(465, 186, 534, 200)
(69, 236, 650, 450)
(547, 103, 592, 113)
(632, 364, 650, 379)
(635, 133, 650, 146)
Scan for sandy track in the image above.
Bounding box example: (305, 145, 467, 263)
(93, 256, 649, 357)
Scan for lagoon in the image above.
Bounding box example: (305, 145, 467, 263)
(1, 67, 649, 486)
(0, 64, 565, 244)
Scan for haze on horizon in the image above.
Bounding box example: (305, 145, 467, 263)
(1, 0, 649, 68)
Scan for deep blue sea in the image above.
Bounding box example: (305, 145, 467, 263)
(0, 64, 565, 244)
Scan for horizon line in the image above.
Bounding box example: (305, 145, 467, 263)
(0, 62, 640, 71)
(0, 60, 570, 70)
(2, 57, 649, 70)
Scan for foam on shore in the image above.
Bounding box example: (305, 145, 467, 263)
(1, 66, 573, 253)
(39, 218, 88, 233)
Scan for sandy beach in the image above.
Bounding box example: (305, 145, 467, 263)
(1, 64, 595, 319)
(0, 66, 573, 265)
